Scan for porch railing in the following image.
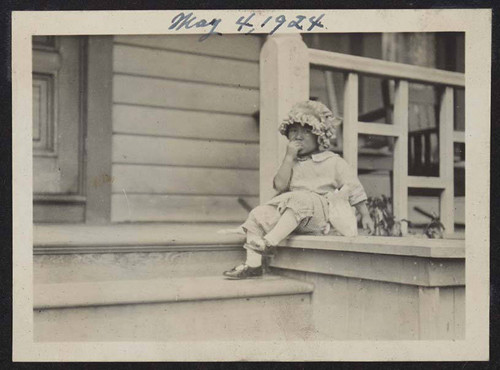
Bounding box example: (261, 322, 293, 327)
(260, 34, 465, 235)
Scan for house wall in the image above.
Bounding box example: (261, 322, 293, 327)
(106, 33, 464, 227)
(109, 35, 263, 223)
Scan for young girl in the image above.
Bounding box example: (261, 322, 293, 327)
(223, 100, 374, 279)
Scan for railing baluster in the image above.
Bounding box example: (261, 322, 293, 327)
(393, 80, 409, 234)
(439, 87, 455, 234)
(343, 73, 359, 172)
(260, 45, 466, 237)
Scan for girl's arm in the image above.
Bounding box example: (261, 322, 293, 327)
(273, 140, 302, 193)
(335, 158, 374, 234)
(354, 200, 374, 234)
(335, 158, 368, 206)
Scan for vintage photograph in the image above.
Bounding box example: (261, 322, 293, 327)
(12, 9, 490, 361)
(32, 31, 465, 341)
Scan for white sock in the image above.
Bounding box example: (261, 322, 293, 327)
(264, 208, 299, 246)
(245, 249, 262, 267)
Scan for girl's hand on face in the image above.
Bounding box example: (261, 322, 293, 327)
(286, 140, 303, 160)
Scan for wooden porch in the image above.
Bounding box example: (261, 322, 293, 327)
(34, 222, 464, 341)
(32, 34, 466, 342)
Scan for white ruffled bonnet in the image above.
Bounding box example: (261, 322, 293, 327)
(279, 100, 342, 151)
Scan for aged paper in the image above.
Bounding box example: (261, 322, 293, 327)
(13, 9, 490, 361)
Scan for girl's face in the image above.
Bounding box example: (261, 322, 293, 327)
(287, 123, 319, 156)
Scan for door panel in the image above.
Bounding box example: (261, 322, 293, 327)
(33, 36, 83, 195)
(33, 36, 86, 222)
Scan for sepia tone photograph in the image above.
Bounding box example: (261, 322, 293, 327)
(32, 31, 465, 341)
(12, 9, 490, 361)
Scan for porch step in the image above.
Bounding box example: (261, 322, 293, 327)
(34, 275, 316, 341)
(33, 223, 247, 284)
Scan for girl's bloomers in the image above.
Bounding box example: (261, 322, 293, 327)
(223, 100, 374, 280)
(242, 151, 367, 237)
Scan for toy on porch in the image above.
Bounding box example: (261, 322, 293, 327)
(361, 196, 445, 239)
(362, 195, 408, 237)
(223, 100, 375, 280)
(414, 207, 446, 239)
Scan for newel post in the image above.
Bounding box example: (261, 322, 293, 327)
(259, 34, 310, 203)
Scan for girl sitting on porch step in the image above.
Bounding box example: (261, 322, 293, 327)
(223, 100, 374, 280)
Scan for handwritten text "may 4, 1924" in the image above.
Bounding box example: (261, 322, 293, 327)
(168, 12, 326, 41)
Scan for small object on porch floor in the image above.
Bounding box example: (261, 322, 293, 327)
(223, 264, 263, 280)
(414, 207, 446, 239)
(363, 195, 408, 237)
(424, 212, 446, 239)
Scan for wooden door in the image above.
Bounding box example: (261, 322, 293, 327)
(33, 36, 86, 222)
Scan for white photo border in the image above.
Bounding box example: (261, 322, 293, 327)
(12, 9, 491, 361)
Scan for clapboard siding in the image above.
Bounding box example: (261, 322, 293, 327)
(111, 35, 262, 223)
(111, 194, 259, 223)
(113, 165, 259, 196)
(113, 75, 259, 115)
(112, 135, 259, 169)
(110, 35, 464, 228)
(114, 35, 262, 61)
(113, 105, 259, 142)
(114, 44, 259, 88)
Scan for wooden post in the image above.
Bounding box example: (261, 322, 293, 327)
(85, 36, 114, 224)
(439, 87, 455, 234)
(393, 80, 409, 234)
(259, 34, 309, 203)
(342, 73, 359, 171)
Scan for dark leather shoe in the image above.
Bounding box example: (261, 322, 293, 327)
(223, 264, 263, 280)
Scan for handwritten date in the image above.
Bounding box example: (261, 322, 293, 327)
(168, 12, 326, 41)
(237, 13, 325, 35)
